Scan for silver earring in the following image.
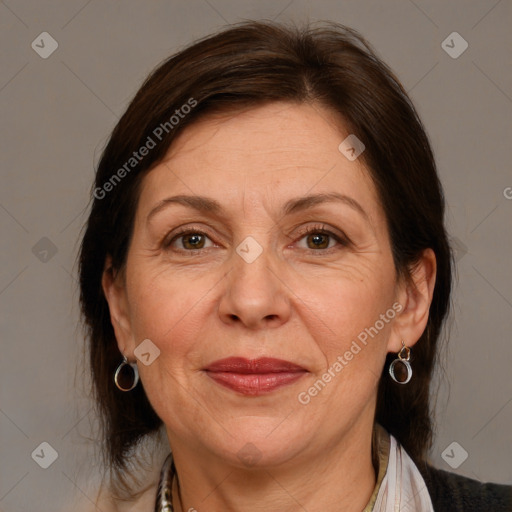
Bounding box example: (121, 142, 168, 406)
(114, 355, 139, 391)
(389, 341, 412, 384)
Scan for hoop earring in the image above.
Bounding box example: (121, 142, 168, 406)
(114, 356, 139, 391)
(389, 341, 412, 384)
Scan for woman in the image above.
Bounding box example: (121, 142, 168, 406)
(78, 21, 512, 511)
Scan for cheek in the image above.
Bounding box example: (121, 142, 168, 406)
(124, 263, 219, 360)
(123, 268, 215, 428)
(295, 288, 394, 423)
(296, 258, 396, 350)
(291, 261, 397, 415)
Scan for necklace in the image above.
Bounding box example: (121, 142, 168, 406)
(155, 453, 176, 511)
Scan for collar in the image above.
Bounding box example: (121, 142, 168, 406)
(363, 422, 391, 511)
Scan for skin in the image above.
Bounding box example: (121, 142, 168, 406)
(103, 101, 436, 512)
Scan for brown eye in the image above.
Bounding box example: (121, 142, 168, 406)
(165, 230, 215, 251)
(295, 226, 347, 252)
(181, 233, 206, 250)
(305, 232, 331, 249)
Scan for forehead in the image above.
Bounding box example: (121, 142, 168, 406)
(137, 102, 381, 221)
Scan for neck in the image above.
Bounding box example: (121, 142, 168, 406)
(168, 417, 377, 512)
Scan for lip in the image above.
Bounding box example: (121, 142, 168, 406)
(204, 357, 307, 396)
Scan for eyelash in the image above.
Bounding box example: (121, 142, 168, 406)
(163, 224, 349, 255)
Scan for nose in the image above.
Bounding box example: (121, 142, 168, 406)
(218, 243, 291, 330)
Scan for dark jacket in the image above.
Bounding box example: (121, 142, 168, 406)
(417, 462, 512, 511)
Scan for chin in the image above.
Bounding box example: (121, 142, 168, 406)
(210, 420, 309, 469)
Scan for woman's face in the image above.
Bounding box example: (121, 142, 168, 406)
(106, 102, 416, 467)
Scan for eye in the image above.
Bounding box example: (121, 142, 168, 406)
(294, 224, 348, 252)
(164, 228, 216, 252)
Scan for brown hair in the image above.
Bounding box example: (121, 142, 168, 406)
(79, 20, 452, 494)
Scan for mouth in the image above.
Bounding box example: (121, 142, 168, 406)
(203, 357, 308, 396)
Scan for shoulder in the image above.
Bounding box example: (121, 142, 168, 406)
(416, 462, 512, 512)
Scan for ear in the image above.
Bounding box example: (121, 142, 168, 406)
(387, 248, 437, 353)
(101, 255, 136, 356)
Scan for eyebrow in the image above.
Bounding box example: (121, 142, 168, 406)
(146, 192, 369, 224)
(147, 195, 223, 224)
(282, 192, 369, 221)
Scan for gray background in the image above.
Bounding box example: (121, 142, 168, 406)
(1, 0, 511, 510)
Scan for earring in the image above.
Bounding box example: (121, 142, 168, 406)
(114, 355, 139, 391)
(389, 341, 412, 384)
